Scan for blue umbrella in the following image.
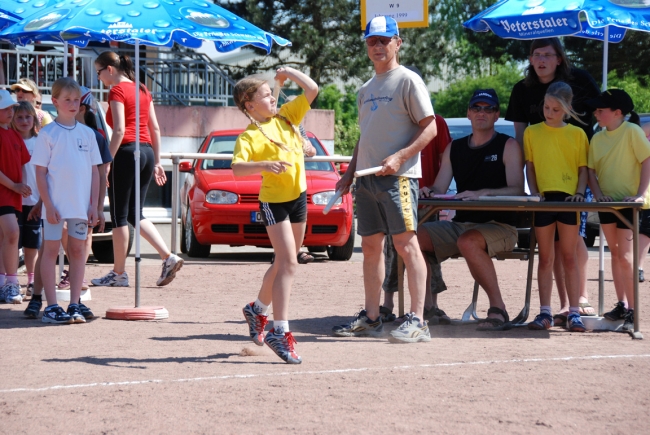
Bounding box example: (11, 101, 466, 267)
(1, 0, 291, 308)
(463, 0, 650, 87)
(0, 0, 290, 53)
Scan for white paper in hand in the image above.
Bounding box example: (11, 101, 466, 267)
(354, 166, 383, 177)
(273, 80, 281, 107)
(323, 190, 343, 215)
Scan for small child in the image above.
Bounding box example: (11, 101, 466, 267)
(233, 67, 318, 364)
(0, 90, 31, 304)
(524, 81, 589, 332)
(31, 78, 102, 324)
(587, 89, 650, 332)
(11, 102, 41, 299)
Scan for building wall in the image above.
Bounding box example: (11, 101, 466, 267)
(101, 103, 336, 158)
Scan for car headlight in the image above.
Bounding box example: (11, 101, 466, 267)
(206, 190, 238, 204)
(312, 191, 342, 206)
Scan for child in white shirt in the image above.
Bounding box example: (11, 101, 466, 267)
(31, 78, 102, 324)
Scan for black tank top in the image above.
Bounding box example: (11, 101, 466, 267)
(450, 132, 516, 226)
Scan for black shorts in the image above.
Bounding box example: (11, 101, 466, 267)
(18, 205, 42, 250)
(0, 205, 18, 217)
(259, 191, 307, 226)
(598, 208, 634, 230)
(534, 192, 578, 227)
(640, 209, 650, 238)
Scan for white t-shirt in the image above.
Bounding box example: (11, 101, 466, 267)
(31, 122, 102, 220)
(356, 66, 434, 178)
(21, 136, 39, 206)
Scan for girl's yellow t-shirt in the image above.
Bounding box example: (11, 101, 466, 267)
(232, 94, 310, 203)
(524, 122, 589, 195)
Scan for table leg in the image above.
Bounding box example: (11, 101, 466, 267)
(631, 209, 643, 339)
(397, 255, 404, 318)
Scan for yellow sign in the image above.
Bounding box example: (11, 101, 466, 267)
(360, 0, 429, 29)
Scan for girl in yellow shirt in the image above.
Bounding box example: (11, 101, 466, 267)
(232, 67, 318, 364)
(587, 89, 650, 332)
(524, 81, 589, 332)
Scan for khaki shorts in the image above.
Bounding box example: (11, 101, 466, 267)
(421, 220, 517, 263)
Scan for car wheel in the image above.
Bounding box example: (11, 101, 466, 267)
(327, 220, 355, 261)
(185, 209, 211, 258)
(91, 224, 134, 263)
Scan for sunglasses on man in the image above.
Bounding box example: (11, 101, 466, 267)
(365, 36, 396, 47)
(469, 105, 498, 114)
(12, 88, 34, 94)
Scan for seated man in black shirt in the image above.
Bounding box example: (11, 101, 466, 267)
(418, 89, 525, 330)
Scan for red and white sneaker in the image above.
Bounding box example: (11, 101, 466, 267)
(57, 270, 70, 290)
(242, 302, 268, 346)
(264, 328, 302, 364)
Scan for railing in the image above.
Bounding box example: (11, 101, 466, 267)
(0, 47, 108, 97)
(1, 45, 235, 105)
(159, 153, 353, 254)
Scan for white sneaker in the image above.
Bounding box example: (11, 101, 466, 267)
(2, 283, 23, 304)
(156, 254, 184, 286)
(90, 271, 129, 287)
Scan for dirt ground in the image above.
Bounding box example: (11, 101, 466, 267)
(1, 252, 650, 434)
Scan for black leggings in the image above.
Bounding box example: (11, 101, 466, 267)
(109, 142, 154, 228)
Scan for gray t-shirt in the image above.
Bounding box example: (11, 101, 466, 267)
(356, 66, 434, 178)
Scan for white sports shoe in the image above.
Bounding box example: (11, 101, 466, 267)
(2, 283, 23, 304)
(156, 254, 184, 286)
(90, 271, 129, 287)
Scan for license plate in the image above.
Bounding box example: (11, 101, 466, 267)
(250, 211, 263, 223)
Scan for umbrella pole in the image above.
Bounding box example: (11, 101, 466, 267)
(602, 26, 609, 90)
(63, 42, 67, 77)
(135, 41, 141, 308)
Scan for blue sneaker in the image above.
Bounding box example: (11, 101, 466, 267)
(67, 304, 86, 324)
(567, 313, 586, 332)
(24, 298, 43, 319)
(264, 328, 302, 364)
(42, 305, 73, 324)
(528, 313, 554, 330)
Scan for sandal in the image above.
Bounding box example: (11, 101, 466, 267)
(553, 312, 568, 327)
(297, 252, 314, 264)
(477, 307, 509, 331)
(379, 306, 396, 322)
(579, 302, 596, 316)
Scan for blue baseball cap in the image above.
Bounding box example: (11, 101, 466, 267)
(469, 89, 500, 107)
(364, 16, 399, 39)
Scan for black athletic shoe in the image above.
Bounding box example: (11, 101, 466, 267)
(622, 309, 635, 332)
(24, 298, 43, 319)
(78, 302, 94, 320)
(604, 302, 628, 321)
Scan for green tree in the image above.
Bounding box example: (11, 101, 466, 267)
(433, 63, 522, 118)
(607, 71, 650, 114)
(318, 84, 360, 155)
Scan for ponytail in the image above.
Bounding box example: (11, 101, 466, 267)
(628, 110, 641, 126)
(96, 51, 147, 93)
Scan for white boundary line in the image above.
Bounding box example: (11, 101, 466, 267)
(2, 353, 649, 394)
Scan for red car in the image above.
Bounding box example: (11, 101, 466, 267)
(179, 129, 355, 260)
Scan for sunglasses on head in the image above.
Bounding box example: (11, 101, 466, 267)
(469, 105, 498, 114)
(365, 36, 395, 47)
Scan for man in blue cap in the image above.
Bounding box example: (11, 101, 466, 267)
(332, 16, 438, 343)
(418, 89, 525, 330)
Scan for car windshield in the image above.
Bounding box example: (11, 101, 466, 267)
(201, 134, 333, 172)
